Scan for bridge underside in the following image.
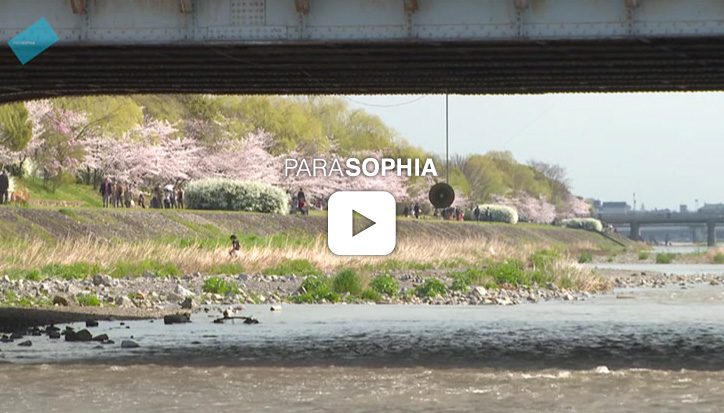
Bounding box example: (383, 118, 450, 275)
(3, 37, 724, 102)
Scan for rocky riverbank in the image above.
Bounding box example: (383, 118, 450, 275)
(3, 265, 724, 316)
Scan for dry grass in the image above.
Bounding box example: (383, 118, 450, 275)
(0, 235, 608, 291)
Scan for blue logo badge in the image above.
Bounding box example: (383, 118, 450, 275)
(8, 18, 59, 65)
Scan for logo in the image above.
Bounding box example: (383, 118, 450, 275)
(327, 191, 396, 256)
(8, 18, 59, 65)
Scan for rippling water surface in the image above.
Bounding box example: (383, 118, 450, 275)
(3, 284, 724, 411)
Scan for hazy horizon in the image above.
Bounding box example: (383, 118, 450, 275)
(344, 92, 724, 211)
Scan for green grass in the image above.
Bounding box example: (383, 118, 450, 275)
(202, 277, 240, 295)
(713, 252, 724, 264)
(656, 253, 676, 264)
(369, 275, 399, 297)
(578, 252, 593, 263)
(290, 275, 338, 303)
(530, 249, 560, 269)
(331, 268, 364, 296)
(263, 259, 322, 276)
(360, 289, 382, 301)
(207, 262, 245, 275)
(109, 260, 180, 278)
(19, 178, 102, 207)
(76, 294, 100, 307)
(414, 278, 447, 298)
(638, 251, 650, 260)
(6, 262, 99, 281)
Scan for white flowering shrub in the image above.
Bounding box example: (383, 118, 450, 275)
(561, 218, 603, 232)
(477, 204, 519, 224)
(185, 178, 288, 214)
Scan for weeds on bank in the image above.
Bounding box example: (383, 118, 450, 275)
(0, 238, 607, 292)
(262, 259, 323, 276)
(369, 275, 400, 297)
(578, 252, 593, 263)
(446, 249, 607, 293)
(656, 253, 677, 264)
(713, 252, 724, 264)
(638, 251, 650, 260)
(202, 277, 241, 295)
(76, 294, 100, 307)
(1, 289, 51, 307)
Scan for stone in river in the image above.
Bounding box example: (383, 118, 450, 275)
(121, 340, 140, 349)
(48, 331, 61, 339)
(9, 331, 24, 340)
(164, 313, 191, 325)
(92, 334, 109, 342)
(85, 320, 99, 328)
(65, 329, 92, 342)
(17, 340, 32, 347)
(0, 335, 13, 343)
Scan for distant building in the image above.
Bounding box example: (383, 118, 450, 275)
(599, 201, 631, 214)
(680, 204, 688, 214)
(698, 203, 724, 214)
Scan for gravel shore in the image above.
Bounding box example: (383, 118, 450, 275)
(2, 264, 723, 321)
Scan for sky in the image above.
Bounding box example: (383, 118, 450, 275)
(343, 92, 724, 211)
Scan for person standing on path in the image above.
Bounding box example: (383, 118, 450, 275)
(0, 169, 8, 205)
(99, 178, 113, 208)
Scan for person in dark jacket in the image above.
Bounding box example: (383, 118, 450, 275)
(99, 178, 113, 208)
(0, 169, 8, 205)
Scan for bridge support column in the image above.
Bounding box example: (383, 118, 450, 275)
(708, 222, 717, 247)
(629, 222, 641, 241)
(693, 227, 704, 243)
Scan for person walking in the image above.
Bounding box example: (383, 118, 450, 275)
(297, 188, 307, 216)
(413, 203, 421, 219)
(474, 206, 480, 221)
(229, 234, 241, 257)
(99, 178, 112, 208)
(176, 187, 184, 209)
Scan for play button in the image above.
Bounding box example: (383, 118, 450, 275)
(352, 210, 376, 237)
(327, 191, 396, 256)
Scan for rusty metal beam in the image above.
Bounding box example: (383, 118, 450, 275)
(70, 0, 86, 14)
(294, 0, 310, 14)
(403, 0, 418, 12)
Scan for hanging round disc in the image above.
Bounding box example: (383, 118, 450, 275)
(428, 182, 455, 209)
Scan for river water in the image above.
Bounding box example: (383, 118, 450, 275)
(3, 267, 724, 411)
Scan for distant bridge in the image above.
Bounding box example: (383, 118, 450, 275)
(601, 213, 724, 246)
(4, 1, 724, 101)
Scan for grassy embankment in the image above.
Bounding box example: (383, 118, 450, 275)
(0, 181, 633, 293)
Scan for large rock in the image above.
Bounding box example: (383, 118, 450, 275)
(92, 334, 109, 342)
(174, 284, 194, 297)
(93, 273, 114, 287)
(17, 340, 32, 347)
(65, 329, 93, 342)
(164, 313, 191, 325)
(166, 292, 184, 303)
(472, 286, 487, 298)
(52, 295, 69, 306)
(121, 340, 140, 349)
(180, 297, 195, 310)
(115, 296, 135, 307)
